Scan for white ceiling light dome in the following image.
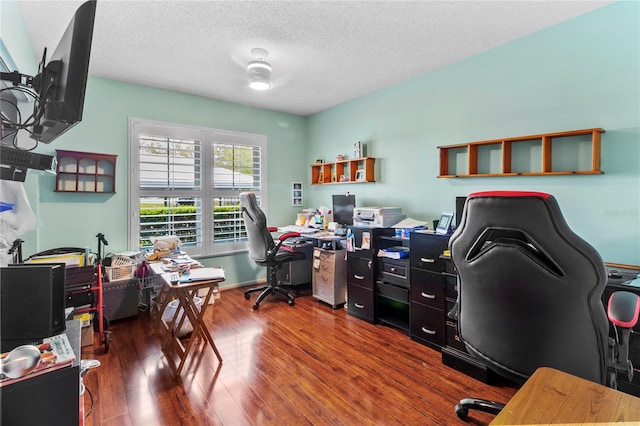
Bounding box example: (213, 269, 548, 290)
(248, 48, 272, 91)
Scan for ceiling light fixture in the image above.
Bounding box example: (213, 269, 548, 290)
(248, 48, 272, 91)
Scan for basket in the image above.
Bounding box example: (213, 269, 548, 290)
(105, 255, 135, 282)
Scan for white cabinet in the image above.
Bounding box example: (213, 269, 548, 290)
(312, 248, 347, 308)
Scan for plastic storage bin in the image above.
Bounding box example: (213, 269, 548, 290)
(162, 297, 204, 337)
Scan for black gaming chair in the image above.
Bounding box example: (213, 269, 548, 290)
(449, 191, 639, 420)
(240, 192, 305, 310)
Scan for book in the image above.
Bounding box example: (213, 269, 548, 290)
(0, 333, 76, 387)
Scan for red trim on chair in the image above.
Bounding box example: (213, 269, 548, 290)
(469, 191, 551, 199)
(608, 292, 640, 328)
(268, 227, 278, 232)
(278, 232, 301, 241)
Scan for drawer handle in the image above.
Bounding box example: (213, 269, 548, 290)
(421, 292, 436, 299)
(354, 274, 365, 280)
(367, 261, 372, 269)
(455, 335, 461, 342)
(421, 327, 436, 335)
(321, 265, 330, 271)
(390, 267, 396, 272)
(354, 303, 365, 309)
(421, 257, 435, 263)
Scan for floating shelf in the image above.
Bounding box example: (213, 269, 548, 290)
(437, 128, 604, 178)
(311, 157, 375, 185)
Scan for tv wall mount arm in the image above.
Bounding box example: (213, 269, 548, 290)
(1, 71, 35, 88)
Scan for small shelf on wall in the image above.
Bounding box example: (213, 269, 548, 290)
(437, 128, 605, 178)
(311, 157, 375, 185)
(55, 149, 117, 193)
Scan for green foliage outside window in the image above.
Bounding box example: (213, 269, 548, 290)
(139, 204, 243, 249)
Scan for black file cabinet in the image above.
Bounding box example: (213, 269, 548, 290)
(346, 227, 394, 323)
(409, 231, 448, 349)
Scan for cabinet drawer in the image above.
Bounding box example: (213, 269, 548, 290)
(347, 256, 374, 289)
(317, 260, 335, 274)
(315, 279, 334, 301)
(313, 269, 334, 286)
(411, 268, 445, 309)
(410, 232, 449, 272)
(446, 320, 467, 352)
(376, 281, 409, 303)
(347, 283, 375, 322)
(410, 302, 444, 347)
(380, 258, 409, 284)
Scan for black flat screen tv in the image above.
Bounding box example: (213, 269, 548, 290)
(31, 0, 97, 143)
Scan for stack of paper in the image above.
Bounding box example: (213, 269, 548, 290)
(377, 247, 410, 259)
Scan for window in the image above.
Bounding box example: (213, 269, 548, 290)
(128, 118, 266, 257)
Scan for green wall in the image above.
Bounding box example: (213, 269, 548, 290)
(7, 75, 307, 285)
(4, 1, 639, 284)
(307, 1, 640, 265)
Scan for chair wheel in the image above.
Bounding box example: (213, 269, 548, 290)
(288, 299, 295, 306)
(253, 303, 259, 310)
(244, 293, 251, 300)
(455, 404, 468, 420)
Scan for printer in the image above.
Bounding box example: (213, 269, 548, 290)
(353, 207, 405, 228)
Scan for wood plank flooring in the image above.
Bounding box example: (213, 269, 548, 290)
(81, 286, 518, 425)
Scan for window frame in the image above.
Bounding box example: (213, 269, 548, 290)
(128, 117, 267, 257)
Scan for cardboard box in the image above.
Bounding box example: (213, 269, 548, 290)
(81, 324, 93, 347)
(198, 285, 220, 304)
(73, 312, 92, 328)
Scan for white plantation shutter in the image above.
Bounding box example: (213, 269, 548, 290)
(129, 118, 266, 256)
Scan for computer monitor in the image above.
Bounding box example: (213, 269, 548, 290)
(332, 194, 356, 226)
(456, 196, 467, 227)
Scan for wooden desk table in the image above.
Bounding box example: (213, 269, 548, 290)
(491, 367, 640, 424)
(154, 274, 224, 375)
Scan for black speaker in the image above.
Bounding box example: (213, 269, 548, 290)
(1, 263, 66, 351)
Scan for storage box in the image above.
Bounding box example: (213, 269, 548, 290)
(198, 285, 220, 304)
(73, 312, 92, 328)
(81, 324, 93, 347)
(103, 278, 139, 321)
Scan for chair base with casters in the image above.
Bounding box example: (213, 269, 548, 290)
(455, 398, 504, 420)
(244, 264, 296, 310)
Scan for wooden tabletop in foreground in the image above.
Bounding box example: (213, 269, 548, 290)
(491, 366, 640, 425)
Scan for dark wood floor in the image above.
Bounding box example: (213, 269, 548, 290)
(81, 286, 518, 425)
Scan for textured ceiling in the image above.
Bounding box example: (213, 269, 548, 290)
(18, 1, 612, 116)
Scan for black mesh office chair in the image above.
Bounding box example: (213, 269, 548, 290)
(449, 191, 639, 421)
(240, 192, 305, 310)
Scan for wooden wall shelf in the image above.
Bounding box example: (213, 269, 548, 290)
(437, 128, 604, 178)
(311, 157, 375, 185)
(55, 149, 117, 193)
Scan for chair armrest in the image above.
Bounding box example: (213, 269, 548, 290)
(608, 291, 640, 329)
(278, 232, 301, 242)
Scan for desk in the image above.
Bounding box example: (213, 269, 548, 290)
(1, 320, 81, 426)
(491, 367, 640, 424)
(152, 267, 224, 375)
